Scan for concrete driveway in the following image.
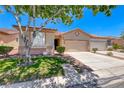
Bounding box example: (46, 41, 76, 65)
(67, 52, 124, 88)
(66, 52, 124, 87)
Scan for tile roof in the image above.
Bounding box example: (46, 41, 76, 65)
(0, 28, 18, 35)
(90, 34, 113, 39)
(13, 25, 57, 33)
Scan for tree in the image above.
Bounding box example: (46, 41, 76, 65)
(120, 31, 124, 39)
(1, 5, 116, 66)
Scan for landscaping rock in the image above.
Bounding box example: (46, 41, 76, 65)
(62, 64, 99, 88)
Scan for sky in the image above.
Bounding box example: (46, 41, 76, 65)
(0, 5, 124, 37)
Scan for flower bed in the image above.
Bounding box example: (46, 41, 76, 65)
(0, 56, 67, 85)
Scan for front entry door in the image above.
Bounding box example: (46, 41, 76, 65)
(54, 39, 60, 50)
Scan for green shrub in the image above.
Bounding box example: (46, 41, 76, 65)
(107, 52, 113, 56)
(92, 48, 98, 53)
(0, 46, 13, 56)
(56, 46, 65, 54)
(112, 44, 120, 50)
(107, 47, 113, 51)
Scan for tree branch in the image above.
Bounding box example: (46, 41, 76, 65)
(33, 5, 36, 31)
(28, 7, 63, 51)
(4, 6, 24, 36)
(25, 6, 33, 33)
(38, 8, 63, 31)
(25, 17, 32, 33)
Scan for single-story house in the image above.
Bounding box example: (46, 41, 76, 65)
(1, 26, 123, 55)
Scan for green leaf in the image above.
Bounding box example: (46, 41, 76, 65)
(2, 5, 117, 26)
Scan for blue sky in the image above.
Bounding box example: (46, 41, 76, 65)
(0, 5, 124, 37)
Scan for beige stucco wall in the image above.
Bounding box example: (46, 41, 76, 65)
(63, 30, 90, 41)
(45, 32, 55, 49)
(62, 30, 90, 47)
(0, 33, 19, 49)
(1, 40, 19, 49)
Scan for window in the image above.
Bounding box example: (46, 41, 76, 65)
(32, 31, 45, 48)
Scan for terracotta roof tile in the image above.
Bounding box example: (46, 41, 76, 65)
(0, 28, 18, 35)
(90, 35, 114, 39)
(13, 25, 57, 33)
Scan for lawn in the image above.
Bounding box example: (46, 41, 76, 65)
(0, 56, 67, 85)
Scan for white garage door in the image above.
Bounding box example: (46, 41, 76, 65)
(90, 41, 107, 51)
(64, 40, 89, 52)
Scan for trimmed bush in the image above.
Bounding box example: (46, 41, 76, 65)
(56, 46, 65, 54)
(0, 46, 13, 56)
(107, 47, 113, 51)
(107, 52, 113, 56)
(92, 48, 98, 53)
(112, 44, 120, 50)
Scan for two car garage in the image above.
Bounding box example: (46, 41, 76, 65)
(64, 40, 107, 52)
(59, 29, 108, 52)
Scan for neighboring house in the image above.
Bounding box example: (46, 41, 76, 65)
(1, 26, 123, 55)
(111, 38, 124, 46)
(0, 28, 19, 55)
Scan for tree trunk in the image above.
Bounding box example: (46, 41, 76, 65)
(19, 35, 33, 66)
(25, 47, 32, 63)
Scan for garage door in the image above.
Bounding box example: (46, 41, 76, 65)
(64, 40, 89, 52)
(90, 41, 107, 51)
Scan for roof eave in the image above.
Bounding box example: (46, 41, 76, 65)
(13, 25, 57, 33)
